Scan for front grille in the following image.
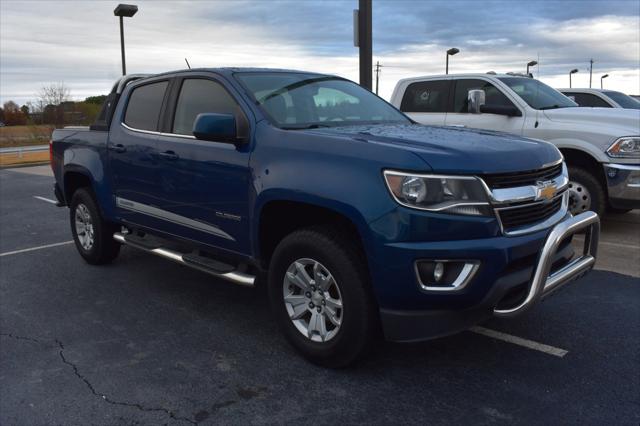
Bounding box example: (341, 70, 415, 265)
(497, 194, 564, 230)
(482, 163, 563, 189)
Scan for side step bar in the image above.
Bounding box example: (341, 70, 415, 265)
(113, 232, 255, 287)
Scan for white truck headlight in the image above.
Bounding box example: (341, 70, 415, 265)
(384, 171, 492, 215)
(607, 137, 640, 159)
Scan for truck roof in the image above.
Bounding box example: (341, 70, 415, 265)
(138, 67, 330, 80)
(396, 73, 529, 85)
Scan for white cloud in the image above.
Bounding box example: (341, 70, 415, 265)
(1, 1, 638, 106)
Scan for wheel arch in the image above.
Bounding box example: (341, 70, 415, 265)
(255, 195, 371, 270)
(559, 147, 607, 188)
(63, 166, 96, 203)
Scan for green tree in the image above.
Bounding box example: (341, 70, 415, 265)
(84, 95, 107, 105)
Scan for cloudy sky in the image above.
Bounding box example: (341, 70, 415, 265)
(1, 0, 639, 106)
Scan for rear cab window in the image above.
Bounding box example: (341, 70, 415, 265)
(400, 80, 451, 113)
(566, 93, 611, 108)
(124, 81, 169, 131)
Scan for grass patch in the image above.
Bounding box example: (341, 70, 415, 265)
(0, 125, 55, 148)
(0, 151, 49, 167)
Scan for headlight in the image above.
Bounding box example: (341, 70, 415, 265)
(383, 171, 492, 215)
(607, 137, 640, 158)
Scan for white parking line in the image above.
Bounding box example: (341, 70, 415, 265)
(0, 241, 74, 257)
(33, 196, 58, 204)
(470, 326, 568, 358)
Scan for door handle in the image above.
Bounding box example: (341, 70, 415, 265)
(159, 150, 179, 160)
(109, 143, 126, 153)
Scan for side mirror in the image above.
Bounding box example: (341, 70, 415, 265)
(468, 89, 485, 114)
(193, 113, 239, 144)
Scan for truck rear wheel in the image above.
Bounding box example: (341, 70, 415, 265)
(267, 226, 377, 368)
(70, 188, 120, 265)
(567, 166, 606, 217)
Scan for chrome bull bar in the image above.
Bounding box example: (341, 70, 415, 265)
(494, 211, 600, 317)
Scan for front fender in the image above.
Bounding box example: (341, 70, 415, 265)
(552, 138, 608, 163)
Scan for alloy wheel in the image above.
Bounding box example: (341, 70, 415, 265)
(74, 203, 95, 250)
(282, 258, 343, 343)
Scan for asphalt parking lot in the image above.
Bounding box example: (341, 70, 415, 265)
(1, 166, 639, 425)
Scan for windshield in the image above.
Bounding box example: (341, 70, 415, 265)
(498, 77, 578, 110)
(235, 72, 410, 129)
(603, 91, 640, 109)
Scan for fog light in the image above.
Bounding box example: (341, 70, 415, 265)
(415, 260, 479, 291)
(433, 262, 444, 282)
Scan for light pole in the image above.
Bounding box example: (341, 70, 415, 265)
(446, 48, 459, 75)
(589, 58, 594, 88)
(601, 74, 609, 89)
(526, 60, 537, 76)
(114, 4, 138, 76)
(569, 69, 578, 88)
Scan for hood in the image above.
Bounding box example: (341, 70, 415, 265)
(303, 123, 561, 174)
(543, 107, 640, 132)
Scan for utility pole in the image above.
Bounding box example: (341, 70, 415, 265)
(356, 0, 372, 90)
(374, 61, 382, 95)
(589, 58, 594, 88)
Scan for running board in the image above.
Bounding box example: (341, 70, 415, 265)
(113, 232, 255, 287)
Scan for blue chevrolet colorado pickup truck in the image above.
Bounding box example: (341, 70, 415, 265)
(51, 68, 600, 367)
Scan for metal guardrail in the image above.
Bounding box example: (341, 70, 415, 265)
(0, 145, 49, 154)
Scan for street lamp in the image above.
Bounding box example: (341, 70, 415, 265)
(601, 74, 609, 89)
(446, 48, 459, 75)
(114, 4, 138, 76)
(569, 68, 578, 88)
(526, 60, 537, 76)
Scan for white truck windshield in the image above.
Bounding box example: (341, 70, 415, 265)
(498, 77, 578, 110)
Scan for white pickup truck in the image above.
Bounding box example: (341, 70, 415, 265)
(390, 74, 640, 215)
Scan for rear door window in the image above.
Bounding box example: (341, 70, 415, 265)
(400, 80, 451, 113)
(453, 79, 515, 112)
(124, 81, 168, 131)
(172, 79, 239, 135)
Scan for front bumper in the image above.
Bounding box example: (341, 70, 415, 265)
(379, 211, 600, 342)
(604, 163, 640, 209)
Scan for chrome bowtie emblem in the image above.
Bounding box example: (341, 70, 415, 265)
(536, 180, 557, 202)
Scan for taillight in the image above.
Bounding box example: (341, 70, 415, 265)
(49, 140, 53, 168)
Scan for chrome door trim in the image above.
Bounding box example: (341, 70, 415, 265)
(121, 122, 196, 140)
(116, 197, 234, 241)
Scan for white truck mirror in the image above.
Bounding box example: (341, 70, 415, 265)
(468, 89, 486, 114)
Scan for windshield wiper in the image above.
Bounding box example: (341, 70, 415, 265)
(539, 104, 571, 110)
(280, 124, 332, 130)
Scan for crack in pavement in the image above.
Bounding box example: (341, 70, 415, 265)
(0, 333, 198, 425)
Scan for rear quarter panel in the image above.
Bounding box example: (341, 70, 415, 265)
(52, 128, 115, 218)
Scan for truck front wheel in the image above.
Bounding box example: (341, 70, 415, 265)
(267, 226, 378, 368)
(567, 166, 606, 217)
(70, 188, 120, 265)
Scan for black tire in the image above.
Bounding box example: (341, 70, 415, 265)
(267, 226, 378, 368)
(70, 188, 120, 265)
(567, 166, 606, 217)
